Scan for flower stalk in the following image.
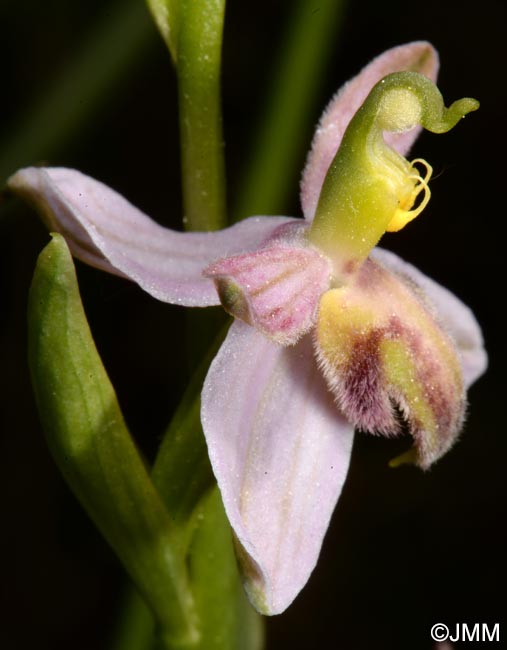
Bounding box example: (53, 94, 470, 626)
(176, 0, 227, 231)
(147, 0, 227, 231)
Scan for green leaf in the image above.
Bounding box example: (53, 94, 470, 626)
(27, 233, 198, 649)
(188, 487, 264, 650)
(152, 323, 264, 650)
(145, 0, 179, 62)
(151, 322, 224, 531)
(110, 489, 264, 650)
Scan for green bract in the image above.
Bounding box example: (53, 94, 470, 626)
(28, 234, 198, 647)
(28, 234, 261, 649)
(145, 0, 179, 61)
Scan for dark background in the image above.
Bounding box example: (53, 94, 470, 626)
(1, 0, 505, 648)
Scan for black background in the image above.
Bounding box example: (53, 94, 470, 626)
(1, 0, 506, 648)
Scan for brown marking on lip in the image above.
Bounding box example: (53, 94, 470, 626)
(385, 314, 465, 464)
(342, 258, 360, 276)
(315, 260, 466, 468)
(354, 258, 388, 293)
(338, 313, 464, 463)
(340, 326, 398, 434)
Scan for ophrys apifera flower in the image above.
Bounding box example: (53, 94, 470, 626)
(9, 42, 487, 615)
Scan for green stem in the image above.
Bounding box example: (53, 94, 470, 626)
(109, 323, 263, 650)
(177, 0, 227, 231)
(234, 0, 347, 220)
(151, 328, 221, 536)
(151, 324, 264, 650)
(0, 0, 154, 184)
(109, 589, 154, 650)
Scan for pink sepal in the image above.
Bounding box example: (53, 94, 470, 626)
(8, 167, 292, 306)
(372, 248, 488, 387)
(201, 321, 354, 614)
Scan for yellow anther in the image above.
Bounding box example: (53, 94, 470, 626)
(411, 158, 433, 184)
(386, 158, 433, 232)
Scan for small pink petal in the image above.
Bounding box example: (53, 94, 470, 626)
(201, 320, 354, 614)
(372, 248, 487, 387)
(204, 232, 331, 345)
(9, 167, 293, 306)
(301, 41, 439, 221)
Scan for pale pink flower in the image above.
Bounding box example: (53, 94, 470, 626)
(8, 42, 487, 614)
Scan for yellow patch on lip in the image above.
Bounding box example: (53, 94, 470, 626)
(314, 258, 465, 468)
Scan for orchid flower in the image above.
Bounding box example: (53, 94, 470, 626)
(8, 42, 487, 616)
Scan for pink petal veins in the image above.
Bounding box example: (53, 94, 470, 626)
(201, 321, 354, 614)
(204, 235, 331, 345)
(300, 41, 439, 221)
(9, 167, 293, 306)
